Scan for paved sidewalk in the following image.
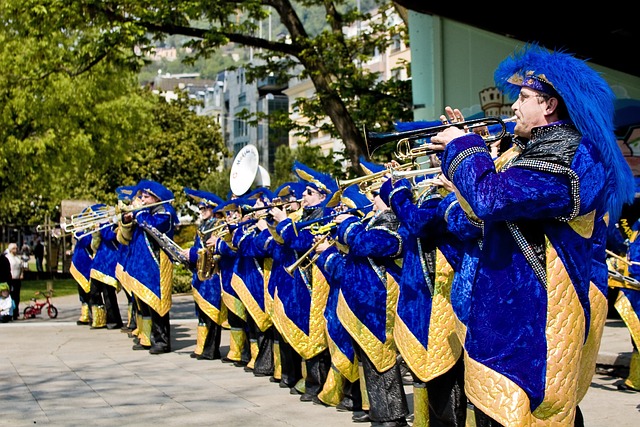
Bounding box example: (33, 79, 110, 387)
(0, 292, 639, 426)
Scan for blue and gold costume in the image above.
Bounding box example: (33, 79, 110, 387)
(114, 185, 137, 333)
(184, 188, 227, 360)
(213, 199, 249, 365)
(383, 175, 467, 427)
(440, 45, 635, 425)
(314, 184, 373, 410)
(330, 187, 409, 425)
(615, 218, 640, 391)
(89, 207, 123, 330)
(70, 219, 96, 326)
(253, 182, 305, 388)
(117, 180, 178, 353)
(231, 188, 274, 374)
(274, 162, 335, 399)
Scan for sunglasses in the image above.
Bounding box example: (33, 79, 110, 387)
(305, 189, 319, 196)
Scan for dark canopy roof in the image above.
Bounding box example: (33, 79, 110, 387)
(394, 2, 639, 78)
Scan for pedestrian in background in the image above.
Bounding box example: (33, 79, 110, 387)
(4, 243, 24, 320)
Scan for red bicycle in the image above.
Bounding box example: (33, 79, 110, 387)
(23, 290, 58, 319)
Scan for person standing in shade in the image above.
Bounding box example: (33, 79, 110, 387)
(4, 243, 24, 320)
(33, 238, 45, 277)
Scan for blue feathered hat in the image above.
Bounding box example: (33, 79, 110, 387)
(116, 186, 136, 202)
(215, 198, 252, 214)
(340, 185, 373, 216)
(183, 187, 224, 209)
(494, 43, 635, 221)
(359, 156, 386, 175)
(136, 179, 174, 202)
(292, 161, 338, 195)
(275, 182, 307, 200)
(246, 186, 273, 203)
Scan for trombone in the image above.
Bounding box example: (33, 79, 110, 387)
(365, 116, 513, 159)
(62, 199, 174, 237)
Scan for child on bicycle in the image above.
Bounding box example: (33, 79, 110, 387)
(0, 282, 14, 323)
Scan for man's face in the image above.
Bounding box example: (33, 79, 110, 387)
(302, 187, 326, 207)
(511, 87, 550, 139)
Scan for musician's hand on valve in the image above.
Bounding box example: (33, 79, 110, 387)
(333, 213, 352, 224)
(314, 237, 332, 253)
(270, 206, 287, 223)
(256, 218, 268, 231)
(206, 235, 219, 248)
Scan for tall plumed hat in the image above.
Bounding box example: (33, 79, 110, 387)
(116, 186, 136, 202)
(494, 43, 634, 220)
(136, 179, 174, 202)
(292, 161, 339, 195)
(183, 187, 224, 209)
(340, 185, 373, 216)
(274, 182, 307, 200)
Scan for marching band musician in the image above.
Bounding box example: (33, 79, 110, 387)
(312, 184, 373, 415)
(117, 179, 179, 355)
(269, 161, 336, 403)
(379, 162, 468, 427)
(429, 44, 635, 426)
(314, 176, 409, 427)
(70, 205, 99, 326)
(253, 182, 305, 389)
(182, 188, 227, 360)
(114, 186, 139, 335)
(230, 187, 275, 376)
(88, 203, 124, 330)
(614, 216, 640, 392)
(208, 199, 251, 366)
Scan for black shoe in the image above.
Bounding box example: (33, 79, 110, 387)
(243, 366, 254, 372)
(132, 344, 150, 351)
(617, 382, 640, 392)
(149, 346, 170, 355)
(289, 387, 302, 395)
(336, 400, 355, 412)
(190, 352, 200, 359)
(120, 326, 132, 333)
(221, 357, 236, 364)
(197, 355, 214, 360)
(106, 323, 123, 330)
(370, 419, 408, 427)
(269, 376, 281, 383)
(76, 320, 90, 325)
(299, 393, 315, 402)
(352, 411, 370, 423)
(233, 360, 248, 367)
(312, 395, 329, 407)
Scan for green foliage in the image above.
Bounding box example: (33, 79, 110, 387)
(172, 264, 194, 294)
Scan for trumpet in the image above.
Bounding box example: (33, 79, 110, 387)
(285, 233, 333, 277)
(239, 199, 303, 216)
(365, 116, 513, 159)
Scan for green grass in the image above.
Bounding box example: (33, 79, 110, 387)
(20, 278, 79, 303)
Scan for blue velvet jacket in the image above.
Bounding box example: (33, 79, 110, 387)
(188, 218, 225, 325)
(118, 206, 175, 316)
(273, 206, 329, 360)
(333, 210, 402, 372)
(90, 224, 120, 289)
(231, 225, 271, 331)
(441, 122, 607, 424)
(388, 180, 464, 382)
(70, 233, 94, 293)
(315, 245, 359, 382)
(214, 232, 246, 321)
